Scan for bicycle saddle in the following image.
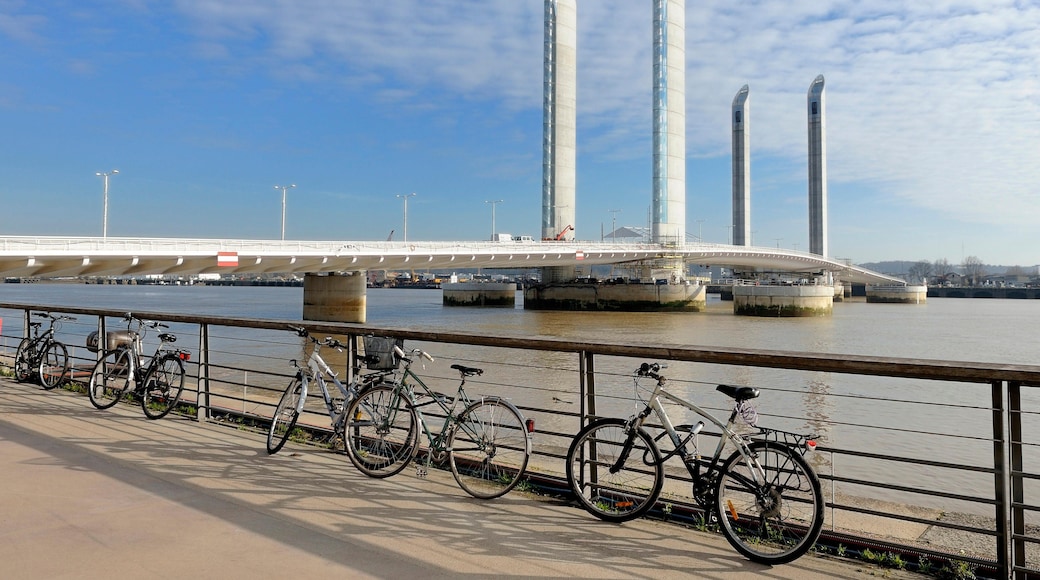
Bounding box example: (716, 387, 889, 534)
(450, 364, 483, 377)
(716, 384, 760, 402)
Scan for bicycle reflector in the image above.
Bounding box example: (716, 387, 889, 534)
(179, 352, 191, 361)
(526, 418, 536, 433)
(806, 439, 817, 451)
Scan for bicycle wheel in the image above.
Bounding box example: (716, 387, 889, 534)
(714, 441, 824, 565)
(88, 349, 133, 410)
(14, 338, 35, 383)
(449, 397, 532, 499)
(38, 341, 70, 390)
(267, 376, 304, 454)
(141, 355, 185, 420)
(344, 384, 418, 478)
(566, 417, 664, 523)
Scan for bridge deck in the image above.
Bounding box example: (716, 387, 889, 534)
(0, 381, 914, 579)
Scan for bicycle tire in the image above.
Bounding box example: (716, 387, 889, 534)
(344, 384, 418, 478)
(566, 417, 664, 523)
(14, 338, 34, 383)
(141, 355, 185, 420)
(449, 397, 532, 499)
(267, 376, 304, 454)
(714, 441, 824, 565)
(39, 341, 70, 390)
(88, 349, 133, 410)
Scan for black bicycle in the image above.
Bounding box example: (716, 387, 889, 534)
(15, 312, 77, 389)
(87, 313, 191, 420)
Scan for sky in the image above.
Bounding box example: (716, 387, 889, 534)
(1, 0, 1038, 268)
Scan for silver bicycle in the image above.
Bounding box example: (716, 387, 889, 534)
(565, 362, 824, 565)
(267, 327, 398, 454)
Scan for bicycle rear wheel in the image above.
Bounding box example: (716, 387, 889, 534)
(39, 342, 70, 390)
(449, 397, 532, 499)
(566, 417, 664, 522)
(141, 355, 185, 420)
(344, 384, 418, 478)
(14, 338, 34, 383)
(267, 376, 304, 454)
(88, 349, 133, 410)
(715, 441, 824, 565)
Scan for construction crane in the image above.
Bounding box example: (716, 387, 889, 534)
(545, 225, 574, 241)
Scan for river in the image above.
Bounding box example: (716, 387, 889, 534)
(2, 282, 1037, 516)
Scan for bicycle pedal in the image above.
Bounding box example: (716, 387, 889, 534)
(415, 465, 428, 478)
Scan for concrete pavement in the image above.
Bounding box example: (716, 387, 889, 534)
(0, 380, 922, 579)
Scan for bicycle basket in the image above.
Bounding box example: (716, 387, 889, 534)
(362, 336, 403, 370)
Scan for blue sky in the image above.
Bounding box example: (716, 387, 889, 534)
(1, 1, 1038, 267)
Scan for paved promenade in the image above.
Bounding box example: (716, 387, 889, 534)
(0, 380, 920, 579)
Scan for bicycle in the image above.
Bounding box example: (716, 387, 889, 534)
(267, 326, 399, 454)
(344, 344, 534, 499)
(87, 313, 191, 420)
(565, 362, 824, 565)
(14, 312, 77, 389)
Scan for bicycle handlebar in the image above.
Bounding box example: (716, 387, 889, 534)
(33, 312, 76, 322)
(393, 344, 434, 362)
(637, 362, 666, 380)
(122, 312, 167, 329)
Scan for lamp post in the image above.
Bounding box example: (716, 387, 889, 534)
(274, 184, 296, 240)
(694, 218, 705, 242)
(96, 169, 119, 238)
(396, 192, 416, 242)
(485, 199, 503, 241)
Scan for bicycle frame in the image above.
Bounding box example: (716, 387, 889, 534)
(397, 366, 472, 454)
(292, 343, 356, 424)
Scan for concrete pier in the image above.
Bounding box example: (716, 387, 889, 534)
(733, 284, 833, 317)
(302, 272, 367, 323)
(524, 281, 706, 311)
(866, 285, 928, 304)
(442, 281, 516, 307)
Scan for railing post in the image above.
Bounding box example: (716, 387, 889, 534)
(197, 322, 211, 422)
(992, 379, 1010, 579)
(579, 350, 595, 425)
(1009, 381, 1024, 579)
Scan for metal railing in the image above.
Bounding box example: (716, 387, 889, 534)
(1, 301, 1037, 579)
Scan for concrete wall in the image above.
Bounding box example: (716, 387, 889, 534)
(524, 282, 706, 311)
(442, 282, 517, 307)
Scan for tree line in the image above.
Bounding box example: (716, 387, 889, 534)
(905, 257, 1035, 286)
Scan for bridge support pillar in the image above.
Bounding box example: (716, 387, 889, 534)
(524, 281, 706, 311)
(303, 272, 367, 323)
(442, 281, 517, 307)
(866, 285, 927, 304)
(733, 284, 833, 317)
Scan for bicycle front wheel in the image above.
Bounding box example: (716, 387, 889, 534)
(88, 349, 133, 410)
(449, 397, 532, 499)
(39, 342, 70, 390)
(344, 384, 418, 478)
(267, 376, 304, 454)
(566, 417, 664, 523)
(14, 338, 34, 383)
(715, 441, 824, 565)
(141, 355, 185, 420)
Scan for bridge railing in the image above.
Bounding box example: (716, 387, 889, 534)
(1, 301, 1038, 579)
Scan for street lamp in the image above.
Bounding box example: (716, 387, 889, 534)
(96, 169, 119, 238)
(485, 199, 503, 240)
(694, 218, 705, 242)
(608, 209, 621, 242)
(274, 184, 296, 240)
(396, 192, 416, 242)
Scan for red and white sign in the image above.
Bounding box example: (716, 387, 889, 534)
(217, 252, 239, 267)
(575, 250, 585, 261)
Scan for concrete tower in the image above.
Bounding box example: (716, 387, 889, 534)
(652, 0, 686, 247)
(807, 74, 827, 257)
(731, 84, 750, 246)
(542, 0, 577, 244)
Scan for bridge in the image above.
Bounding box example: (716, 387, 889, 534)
(0, 235, 902, 285)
